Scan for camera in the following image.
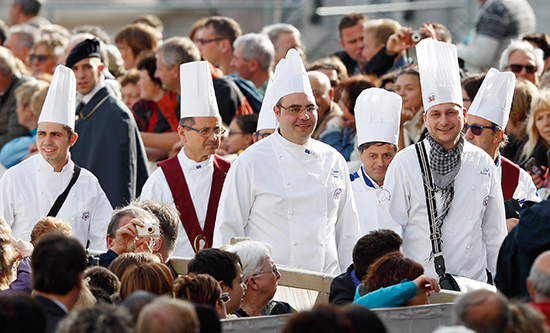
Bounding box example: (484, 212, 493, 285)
(136, 223, 160, 238)
(404, 30, 427, 44)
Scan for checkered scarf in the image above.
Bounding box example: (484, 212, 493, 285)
(426, 133, 464, 252)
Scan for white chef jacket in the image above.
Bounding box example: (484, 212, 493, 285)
(376, 139, 507, 281)
(0, 154, 112, 250)
(213, 130, 360, 274)
(140, 148, 214, 258)
(495, 154, 540, 204)
(351, 165, 382, 235)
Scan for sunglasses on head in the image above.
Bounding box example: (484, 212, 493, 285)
(29, 54, 49, 63)
(462, 123, 497, 136)
(508, 64, 537, 74)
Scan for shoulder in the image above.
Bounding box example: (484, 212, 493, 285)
(463, 141, 496, 165)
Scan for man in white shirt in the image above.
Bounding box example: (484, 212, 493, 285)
(376, 39, 507, 282)
(214, 48, 360, 274)
(140, 61, 230, 258)
(350, 88, 401, 235)
(0, 65, 111, 250)
(464, 67, 540, 227)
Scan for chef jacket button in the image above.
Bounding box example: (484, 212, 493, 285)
(286, 182, 290, 185)
(466, 244, 471, 249)
(288, 210, 293, 215)
(468, 216, 472, 220)
(279, 155, 283, 159)
(471, 187, 475, 190)
(40, 192, 44, 195)
(292, 241, 297, 246)
(321, 182, 326, 187)
(321, 212, 325, 216)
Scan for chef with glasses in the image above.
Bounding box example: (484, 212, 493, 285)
(464, 68, 540, 221)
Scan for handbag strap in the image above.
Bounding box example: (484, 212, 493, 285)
(47, 165, 81, 217)
(414, 141, 447, 279)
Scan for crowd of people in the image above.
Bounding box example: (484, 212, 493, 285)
(1, 0, 550, 332)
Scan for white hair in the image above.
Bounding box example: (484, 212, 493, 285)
(499, 40, 544, 77)
(228, 241, 273, 281)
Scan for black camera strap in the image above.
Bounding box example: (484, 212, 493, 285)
(47, 165, 81, 217)
(415, 142, 447, 279)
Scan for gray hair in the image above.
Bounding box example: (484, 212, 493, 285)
(106, 203, 158, 240)
(57, 304, 135, 333)
(0, 46, 17, 77)
(261, 23, 301, 48)
(157, 36, 201, 68)
(529, 263, 550, 298)
(137, 297, 198, 333)
(499, 40, 545, 77)
(8, 24, 38, 50)
(453, 290, 511, 333)
(14, 0, 43, 16)
(234, 33, 275, 73)
(136, 201, 179, 257)
(228, 240, 273, 281)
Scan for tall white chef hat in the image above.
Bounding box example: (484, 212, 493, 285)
(256, 79, 279, 131)
(273, 48, 314, 103)
(38, 65, 76, 130)
(355, 88, 402, 146)
(417, 38, 463, 111)
(179, 60, 220, 118)
(467, 68, 516, 128)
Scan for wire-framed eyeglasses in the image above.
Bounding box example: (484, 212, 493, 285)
(182, 125, 226, 138)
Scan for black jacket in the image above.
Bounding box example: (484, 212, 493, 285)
(495, 200, 550, 299)
(329, 264, 357, 306)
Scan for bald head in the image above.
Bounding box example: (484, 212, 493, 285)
(308, 70, 332, 116)
(454, 290, 510, 333)
(528, 250, 550, 302)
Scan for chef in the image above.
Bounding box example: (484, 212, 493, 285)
(464, 68, 539, 211)
(213, 48, 360, 274)
(140, 61, 230, 258)
(350, 88, 401, 235)
(376, 39, 507, 282)
(0, 65, 112, 250)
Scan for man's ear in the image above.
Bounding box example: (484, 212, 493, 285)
(218, 280, 230, 293)
(493, 130, 504, 144)
(69, 133, 78, 146)
(273, 105, 281, 122)
(178, 125, 187, 144)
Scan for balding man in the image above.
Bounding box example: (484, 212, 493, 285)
(454, 290, 511, 333)
(9, 0, 50, 28)
(308, 70, 342, 140)
(527, 250, 550, 328)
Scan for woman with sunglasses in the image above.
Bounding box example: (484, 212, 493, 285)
(29, 37, 65, 77)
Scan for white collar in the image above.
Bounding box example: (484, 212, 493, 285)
(78, 80, 106, 105)
(177, 147, 213, 173)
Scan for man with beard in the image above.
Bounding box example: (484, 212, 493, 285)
(140, 61, 230, 258)
(214, 48, 360, 274)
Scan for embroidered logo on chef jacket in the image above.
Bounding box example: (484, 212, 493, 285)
(333, 188, 343, 200)
(82, 211, 90, 221)
(483, 195, 489, 206)
(331, 169, 340, 179)
(479, 168, 491, 177)
(428, 93, 436, 103)
(378, 189, 391, 203)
